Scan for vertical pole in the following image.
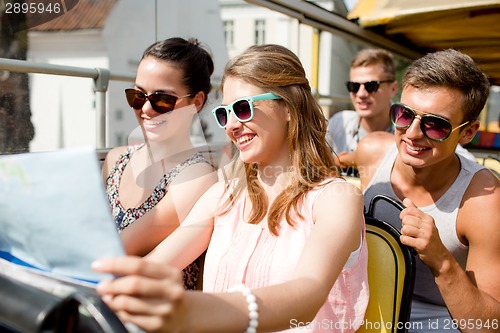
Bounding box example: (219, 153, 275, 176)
(311, 28, 321, 99)
(94, 68, 110, 149)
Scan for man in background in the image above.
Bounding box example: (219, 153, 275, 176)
(328, 48, 475, 172)
(327, 49, 397, 171)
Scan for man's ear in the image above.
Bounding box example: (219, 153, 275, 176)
(193, 91, 206, 112)
(390, 80, 398, 97)
(459, 120, 480, 145)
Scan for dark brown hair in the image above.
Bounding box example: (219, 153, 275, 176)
(142, 37, 214, 108)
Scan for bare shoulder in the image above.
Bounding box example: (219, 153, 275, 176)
(312, 179, 364, 252)
(171, 160, 217, 184)
(325, 178, 363, 196)
(101, 146, 129, 177)
(105, 145, 129, 161)
(460, 169, 500, 240)
(314, 179, 364, 215)
(357, 132, 393, 160)
(356, 132, 393, 188)
(463, 169, 500, 208)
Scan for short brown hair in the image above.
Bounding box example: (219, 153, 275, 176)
(351, 48, 395, 81)
(402, 49, 490, 122)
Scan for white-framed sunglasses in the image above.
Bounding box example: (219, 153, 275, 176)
(211, 92, 281, 128)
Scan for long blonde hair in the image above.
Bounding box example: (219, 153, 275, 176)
(218, 44, 340, 235)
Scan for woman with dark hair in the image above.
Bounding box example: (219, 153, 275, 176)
(101, 37, 217, 290)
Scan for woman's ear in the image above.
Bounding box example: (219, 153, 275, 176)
(193, 91, 206, 112)
(286, 109, 291, 122)
(459, 120, 480, 145)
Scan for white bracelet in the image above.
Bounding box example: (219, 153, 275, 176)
(229, 284, 259, 333)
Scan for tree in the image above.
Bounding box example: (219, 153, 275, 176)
(0, 1, 35, 153)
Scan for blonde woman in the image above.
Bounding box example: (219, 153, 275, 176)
(94, 44, 368, 333)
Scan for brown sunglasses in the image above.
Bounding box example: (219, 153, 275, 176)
(125, 89, 193, 114)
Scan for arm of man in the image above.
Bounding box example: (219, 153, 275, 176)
(354, 131, 394, 190)
(400, 170, 500, 333)
(337, 151, 356, 168)
(94, 181, 365, 333)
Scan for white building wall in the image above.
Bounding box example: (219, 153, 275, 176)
(24, 0, 356, 152)
(102, 0, 229, 147)
(26, 0, 228, 152)
(27, 30, 108, 151)
(219, 0, 355, 118)
(219, 0, 314, 72)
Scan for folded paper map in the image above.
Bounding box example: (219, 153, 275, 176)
(0, 147, 124, 284)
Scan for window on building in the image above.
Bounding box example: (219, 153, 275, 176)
(255, 19, 266, 44)
(223, 20, 234, 48)
(115, 109, 123, 121)
(115, 132, 125, 146)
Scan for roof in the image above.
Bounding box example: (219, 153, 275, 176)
(347, 0, 500, 85)
(28, 0, 118, 32)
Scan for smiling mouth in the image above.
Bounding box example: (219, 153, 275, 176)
(144, 119, 166, 126)
(405, 141, 428, 151)
(236, 135, 254, 145)
(356, 102, 371, 109)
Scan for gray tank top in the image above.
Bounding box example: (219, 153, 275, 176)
(363, 144, 485, 306)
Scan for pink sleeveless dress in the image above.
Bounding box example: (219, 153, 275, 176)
(203, 178, 369, 332)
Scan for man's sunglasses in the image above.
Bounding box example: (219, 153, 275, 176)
(390, 103, 470, 142)
(345, 80, 394, 94)
(125, 88, 193, 114)
(211, 92, 282, 128)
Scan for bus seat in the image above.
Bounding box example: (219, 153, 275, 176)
(357, 195, 416, 333)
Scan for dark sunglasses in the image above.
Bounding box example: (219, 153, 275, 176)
(345, 80, 394, 94)
(390, 103, 470, 142)
(211, 93, 282, 128)
(125, 88, 193, 114)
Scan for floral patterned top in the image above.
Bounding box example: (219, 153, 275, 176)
(105, 144, 211, 290)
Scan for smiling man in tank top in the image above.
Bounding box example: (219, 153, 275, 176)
(353, 49, 500, 332)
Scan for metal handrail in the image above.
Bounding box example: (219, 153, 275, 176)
(0, 57, 352, 148)
(0, 57, 135, 149)
(0, 57, 134, 80)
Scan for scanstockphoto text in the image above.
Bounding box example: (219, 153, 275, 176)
(289, 318, 499, 331)
(289, 318, 416, 331)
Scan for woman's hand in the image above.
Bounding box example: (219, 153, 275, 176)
(92, 256, 185, 333)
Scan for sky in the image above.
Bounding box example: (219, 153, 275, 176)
(344, 0, 356, 10)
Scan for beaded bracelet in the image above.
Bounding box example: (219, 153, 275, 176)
(229, 284, 259, 333)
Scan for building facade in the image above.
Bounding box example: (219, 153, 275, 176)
(21, 0, 358, 152)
